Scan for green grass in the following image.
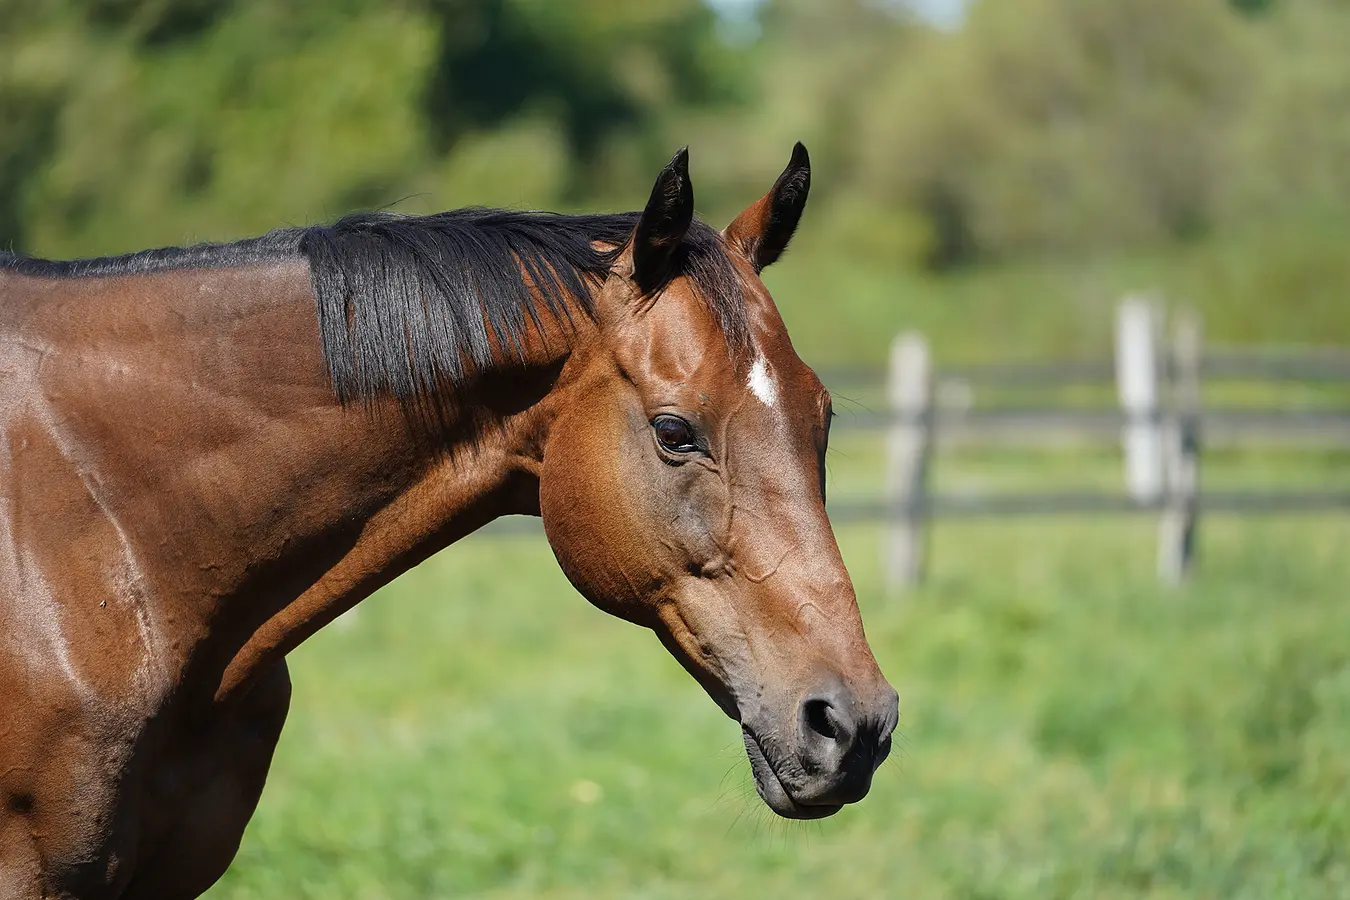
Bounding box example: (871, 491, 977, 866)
(205, 500, 1350, 898)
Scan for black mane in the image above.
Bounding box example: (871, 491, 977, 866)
(1, 208, 749, 404)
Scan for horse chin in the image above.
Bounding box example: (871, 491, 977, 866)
(741, 727, 844, 821)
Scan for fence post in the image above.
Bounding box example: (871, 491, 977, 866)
(1116, 298, 1164, 505)
(1158, 310, 1203, 585)
(884, 332, 933, 593)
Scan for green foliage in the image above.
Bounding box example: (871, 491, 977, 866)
(719, 0, 1350, 271)
(5, 0, 1350, 310)
(1220, 1, 1350, 222)
(0, 0, 741, 255)
(419, 1, 739, 179)
(852, 0, 1254, 264)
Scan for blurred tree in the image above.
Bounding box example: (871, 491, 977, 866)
(1222, 0, 1350, 221)
(0, 1, 82, 251)
(0, 0, 740, 256)
(423, 0, 734, 158)
(78, 0, 236, 46)
(3, 0, 1349, 276)
(857, 0, 1254, 266)
(0, 83, 57, 251)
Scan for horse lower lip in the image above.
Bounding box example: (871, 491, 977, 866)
(741, 728, 844, 820)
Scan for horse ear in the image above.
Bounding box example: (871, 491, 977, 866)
(724, 142, 811, 272)
(630, 147, 694, 294)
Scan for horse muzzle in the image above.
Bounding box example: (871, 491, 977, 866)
(740, 675, 898, 819)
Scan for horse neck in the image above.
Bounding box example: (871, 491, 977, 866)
(210, 262, 594, 702)
(22, 259, 583, 704)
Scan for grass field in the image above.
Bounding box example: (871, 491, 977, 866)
(204, 454, 1350, 898)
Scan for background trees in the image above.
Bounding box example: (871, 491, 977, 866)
(3, 0, 1348, 347)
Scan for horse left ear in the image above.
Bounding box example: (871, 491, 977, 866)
(630, 147, 695, 294)
(724, 142, 811, 272)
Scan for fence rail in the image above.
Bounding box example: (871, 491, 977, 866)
(827, 489, 1350, 521)
(831, 407, 1350, 434)
(855, 298, 1350, 591)
(471, 301, 1348, 594)
(819, 348, 1350, 389)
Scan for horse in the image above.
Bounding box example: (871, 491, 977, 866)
(0, 145, 898, 899)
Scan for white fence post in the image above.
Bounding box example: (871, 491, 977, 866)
(1158, 310, 1203, 585)
(1116, 298, 1164, 505)
(884, 332, 933, 594)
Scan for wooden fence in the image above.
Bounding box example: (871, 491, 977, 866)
(820, 298, 1350, 591)
(473, 297, 1349, 594)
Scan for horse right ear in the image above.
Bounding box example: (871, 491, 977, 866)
(723, 142, 810, 272)
(628, 147, 694, 294)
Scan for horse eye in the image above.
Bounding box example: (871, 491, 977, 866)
(652, 415, 699, 453)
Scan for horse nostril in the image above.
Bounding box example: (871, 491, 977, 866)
(803, 697, 840, 742)
(800, 688, 858, 753)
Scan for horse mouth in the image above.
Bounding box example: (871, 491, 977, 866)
(741, 727, 844, 820)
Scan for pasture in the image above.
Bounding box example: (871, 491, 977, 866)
(206, 443, 1350, 898)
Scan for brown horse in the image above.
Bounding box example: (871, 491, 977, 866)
(0, 145, 897, 899)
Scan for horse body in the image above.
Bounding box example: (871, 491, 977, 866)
(0, 260, 554, 896)
(0, 267, 287, 897)
(0, 147, 899, 898)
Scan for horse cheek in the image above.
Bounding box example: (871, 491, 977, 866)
(539, 402, 658, 624)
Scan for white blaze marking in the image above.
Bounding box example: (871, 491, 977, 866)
(748, 356, 778, 407)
